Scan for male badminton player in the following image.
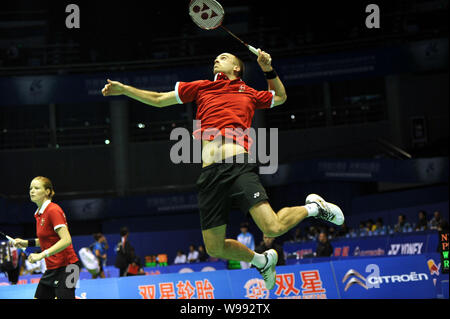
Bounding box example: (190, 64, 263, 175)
(13, 176, 80, 299)
(102, 50, 344, 289)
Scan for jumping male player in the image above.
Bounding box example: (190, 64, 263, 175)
(102, 50, 344, 289)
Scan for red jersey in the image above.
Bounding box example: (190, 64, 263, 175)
(34, 200, 79, 270)
(175, 72, 275, 151)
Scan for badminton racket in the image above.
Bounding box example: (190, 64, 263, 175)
(189, 0, 259, 56)
(0, 231, 16, 245)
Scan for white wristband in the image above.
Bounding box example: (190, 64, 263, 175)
(43, 249, 50, 258)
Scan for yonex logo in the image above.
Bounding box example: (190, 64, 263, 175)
(387, 243, 423, 255)
(191, 3, 219, 21)
(342, 269, 368, 291)
(253, 192, 260, 198)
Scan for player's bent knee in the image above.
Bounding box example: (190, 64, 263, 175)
(205, 245, 223, 258)
(204, 241, 224, 258)
(263, 223, 284, 237)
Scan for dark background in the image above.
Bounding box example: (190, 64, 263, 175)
(0, 0, 448, 262)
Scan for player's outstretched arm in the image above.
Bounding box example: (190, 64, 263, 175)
(102, 79, 178, 108)
(257, 49, 287, 107)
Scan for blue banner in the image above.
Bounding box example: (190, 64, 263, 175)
(229, 264, 340, 299)
(386, 233, 429, 256)
(143, 261, 227, 275)
(0, 254, 447, 299)
(332, 254, 440, 299)
(334, 236, 388, 257)
(117, 270, 232, 299)
(284, 232, 437, 260)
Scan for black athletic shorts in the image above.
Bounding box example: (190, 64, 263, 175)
(34, 261, 82, 299)
(196, 153, 269, 230)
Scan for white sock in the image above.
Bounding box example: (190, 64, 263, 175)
(305, 203, 319, 217)
(250, 253, 267, 269)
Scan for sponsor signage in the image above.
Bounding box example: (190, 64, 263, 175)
(0, 254, 447, 299)
(387, 234, 428, 256)
(284, 233, 434, 260)
(230, 264, 340, 299)
(143, 261, 227, 275)
(333, 255, 438, 299)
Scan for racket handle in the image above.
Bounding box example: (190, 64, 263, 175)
(247, 45, 259, 56)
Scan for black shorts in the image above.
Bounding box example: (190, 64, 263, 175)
(35, 261, 82, 299)
(196, 153, 269, 230)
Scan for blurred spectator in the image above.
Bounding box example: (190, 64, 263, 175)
(115, 227, 136, 277)
(394, 214, 412, 233)
(174, 250, 187, 264)
(306, 226, 319, 241)
(126, 256, 145, 276)
(187, 244, 199, 263)
(437, 220, 449, 233)
(255, 235, 285, 266)
(358, 221, 368, 237)
(429, 211, 443, 230)
(197, 245, 208, 262)
(291, 227, 305, 242)
(237, 222, 255, 270)
(348, 227, 359, 238)
(415, 210, 428, 231)
(328, 227, 336, 240)
(92, 233, 109, 278)
(365, 220, 372, 232)
(315, 232, 333, 257)
(373, 217, 387, 236)
(366, 219, 376, 233)
(336, 222, 350, 237)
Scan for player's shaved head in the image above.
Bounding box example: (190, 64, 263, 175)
(215, 53, 244, 78)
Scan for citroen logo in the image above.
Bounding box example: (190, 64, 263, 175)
(342, 269, 368, 291)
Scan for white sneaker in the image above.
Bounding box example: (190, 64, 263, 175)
(306, 193, 345, 226)
(257, 249, 278, 290)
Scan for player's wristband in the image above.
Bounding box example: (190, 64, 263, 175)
(43, 249, 50, 258)
(27, 239, 36, 247)
(264, 69, 278, 80)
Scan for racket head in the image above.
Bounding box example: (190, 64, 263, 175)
(189, 0, 225, 30)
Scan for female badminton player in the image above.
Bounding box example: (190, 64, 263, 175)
(13, 176, 80, 299)
(102, 50, 344, 290)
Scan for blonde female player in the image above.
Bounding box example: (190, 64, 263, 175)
(13, 176, 80, 299)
